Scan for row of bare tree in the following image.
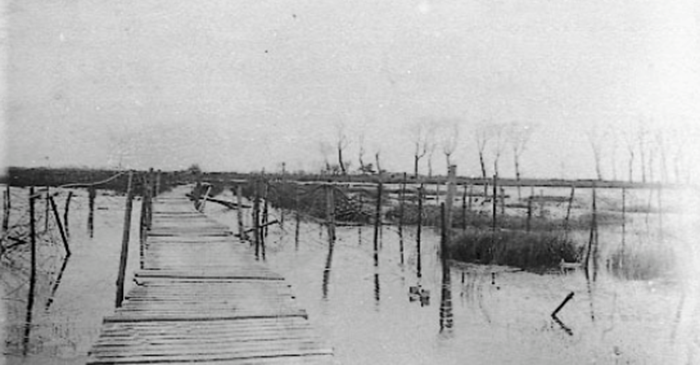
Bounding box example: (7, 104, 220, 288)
(315, 119, 695, 185)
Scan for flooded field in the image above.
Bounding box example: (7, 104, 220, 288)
(205, 185, 700, 364)
(2, 183, 700, 364)
(1, 186, 142, 365)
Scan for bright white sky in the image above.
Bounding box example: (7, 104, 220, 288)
(3, 0, 700, 181)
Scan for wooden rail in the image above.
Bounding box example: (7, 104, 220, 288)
(86, 185, 335, 364)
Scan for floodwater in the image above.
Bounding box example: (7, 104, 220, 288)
(1, 187, 142, 365)
(2, 184, 700, 364)
(205, 186, 700, 365)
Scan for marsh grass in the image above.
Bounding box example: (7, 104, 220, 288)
(447, 230, 581, 271)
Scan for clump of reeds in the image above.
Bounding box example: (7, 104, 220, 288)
(608, 246, 676, 280)
(447, 230, 581, 272)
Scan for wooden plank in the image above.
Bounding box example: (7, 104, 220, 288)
(86, 185, 333, 365)
(135, 270, 283, 281)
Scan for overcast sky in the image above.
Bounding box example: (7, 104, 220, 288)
(3, 0, 700, 180)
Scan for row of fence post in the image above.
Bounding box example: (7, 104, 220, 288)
(116, 168, 161, 308)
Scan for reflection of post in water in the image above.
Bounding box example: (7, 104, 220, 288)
(439, 261, 453, 331)
(551, 314, 573, 336)
(24, 187, 37, 355)
(416, 185, 423, 279)
(88, 185, 96, 238)
(322, 226, 335, 300)
(45, 256, 70, 310)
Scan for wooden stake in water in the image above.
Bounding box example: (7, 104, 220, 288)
(49, 197, 71, 257)
(63, 191, 73, 237)
(295, 185, 301, 249)
(253, 181, 261, 259)
(461, 184, 467, 231)
(2, 184, 10, 233)
(399, 173, 406, 238)
(236, 185, 246, 240)
(621, 187, 626, 267)
(263, 182, 269, 237)
(445, 165, 456, 247)
(326, 184, 336, 241)
(564, 185, 575, 238)
(44, 186, 50, 232)
(492, 174, 497, 232)
(115, 171, 134, 308)
(416, 184, 423, 278)
(526, 193, 533, 232)
(373, 182, 383, 262)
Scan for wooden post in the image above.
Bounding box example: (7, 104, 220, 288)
(373, 182, 383, 262)
(563, 185, 575, 237)
(88, 185, 96, 238)
(44, 186, 50, 231)
(115, 171, 134, 308)
(236, 185, 246, 240)
(263, 182, 269, 237)
(295, 185, 301, 249)
(551, 292, 575, 317)
(461, 184, 467, 231)
(398, 173, 406, 238)
(620, 187, 626, 267)
(326, 184, 336, 241)
(526, 194, 533, 232)
(253, 182, 261, 258)
(445, 165, 456, 246)
(49, 197, 71, 257)
(24, 187, 37, 356)
(539, 189, 545, 218)
(499, 187, 505, 215)
(416, 184, 423, 278)
(440, 202, 447, 260)
(2, 184, 10, 233)
(492, 174, 497, 232)
(63, 191, 73, 237)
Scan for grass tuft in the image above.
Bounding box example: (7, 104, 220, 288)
(447, 230, 582, 272)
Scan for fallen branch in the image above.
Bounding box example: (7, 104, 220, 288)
(551, 291, 575, 317)
(185, 194, 251, 209)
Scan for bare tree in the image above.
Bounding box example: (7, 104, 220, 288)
(441, 122, 460, 170)
(411, 122, 432, 179)
(427, 142, 436, 178)
(475, 123, 492, 195)
(357, 132, 367, 173)
(637, 120, 650, 183)
(507, 122, 535, 199)
(489, 123, 508, 178)
(319, 141, 332, 173)
(585, 123, 607, 181)
(336, 122, 349, 175)
(623, 127, 636, 183)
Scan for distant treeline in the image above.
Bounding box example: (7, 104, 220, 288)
(203, 171, 667, 190)
(3, 167, 670, 192)
(4, 167, 185, 194)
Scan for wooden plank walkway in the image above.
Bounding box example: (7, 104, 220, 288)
(86, 187, 335, 365)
